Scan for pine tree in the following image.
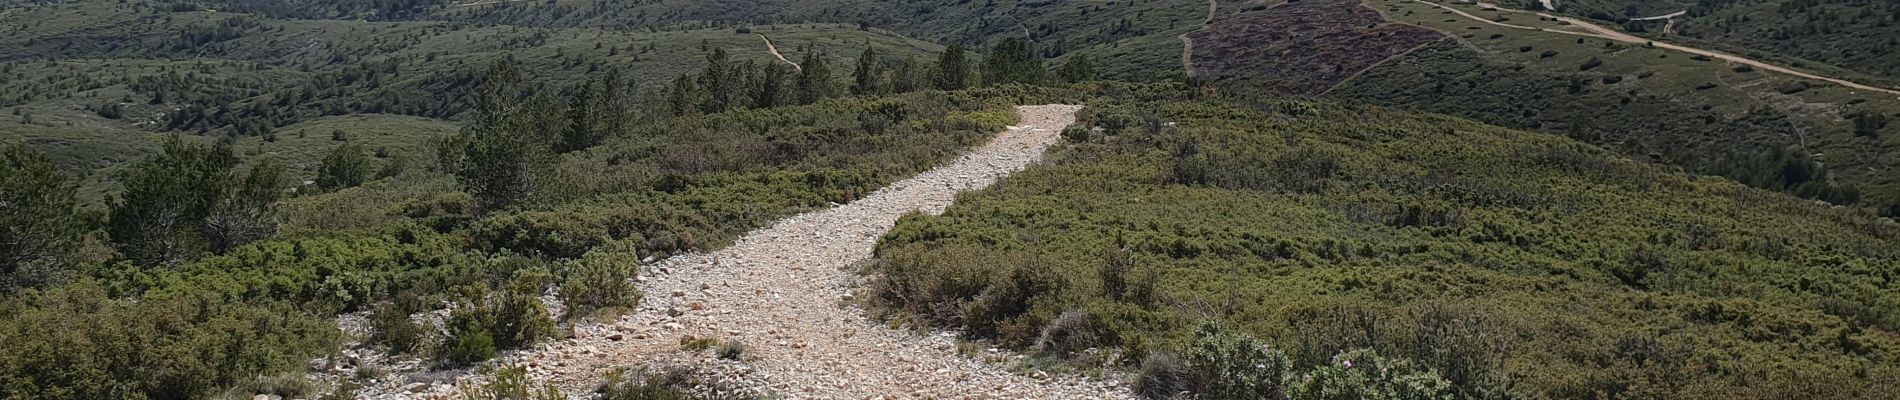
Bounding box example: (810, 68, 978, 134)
(699, 48, 736, 113)
(560, 80, 604, 153)
(983, 38, 1046, 86)
(796, 52, 832, 105)
(0, 143, 81, 284)
(107, 137, 276, 266)
(890, 57, 920, 93)
(666, 74, 701, 117)
(600, 69, 631, 139)
(934, 45, 969, 90)
(445, 60, 561, 213)
(205, 158, 283, 254)
(757, 63, 787, 109)
(851, 48, 883, 96)
(316, 144, 373, 192)
(1057, 53, 1098, 83)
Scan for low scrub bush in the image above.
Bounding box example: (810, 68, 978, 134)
(460, 365, 564, 400)
(370, 300, 431, 354)
(1184, 323, 1292, 399)
(595, 366, 757, 400)
(559, 242, 644, 321)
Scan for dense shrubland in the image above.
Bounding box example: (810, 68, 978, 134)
(868, 97, 1900, 398)
(1524, 0, 1900, 80)
(1330, 40, 1893, 216)
(0, 43, 1099, 396)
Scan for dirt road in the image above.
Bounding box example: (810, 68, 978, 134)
(1416, 0, 1900, 96)
(1180, 0, 1218, 78)
(758, 33, 801, 71)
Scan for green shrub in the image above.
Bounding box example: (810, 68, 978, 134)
(559, 242, 643, 321)
(316, 144, 374, 192)
(679, 336, 718, 352)
(960, 263, 1066, 345)
(596, 368, 692, 400)
(440, 306, 499, 368)
(370, 301, 430, 354)
(491, 272, 556, 350)
(1286, 349, 1453, 400)
(715, 341, 747, 360)
(220, 373, 316, 399)
(0, 281, 339, 400)
(461, 365, 564, 400)
(594, 366, 757, 400)
(1061, 125, 1093, 142)
(1133, 353, 1191, 400)
(1184, 323, 1291, 400)
(1032, 309, 1101, 358)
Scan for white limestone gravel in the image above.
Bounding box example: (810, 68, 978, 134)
(337, 105, 1129, 399)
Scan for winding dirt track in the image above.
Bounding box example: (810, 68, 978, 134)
(1415, 0, 1900, 96)
(758, 33, 802, 71)
(434, 105, 1125, 399)
(1180, 0, 1218, 78)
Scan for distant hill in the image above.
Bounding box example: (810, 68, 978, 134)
(427, 0, 1206, 81)
(1495, 0, 1900, 81)
(1, 0, 944, 202)
(1165, 0, 1900, 216)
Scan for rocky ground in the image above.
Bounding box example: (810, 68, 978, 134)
(323, 105, 1130, 399)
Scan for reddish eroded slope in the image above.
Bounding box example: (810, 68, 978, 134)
(1186, 0, 1442, 95)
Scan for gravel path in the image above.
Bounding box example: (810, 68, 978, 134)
(1416, 0, 1900, 96)
(356, 105, 1127, 399)
(758, 33, 802, 72)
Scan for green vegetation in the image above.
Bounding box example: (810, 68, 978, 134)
(430, 0, 1202, 82)
(1502, 0, 1900, 80)
(0, 42, 1055, 394)
(594, 367, 757, 400)
(870, 97, 1900, 398)
(316, 144, 374, 192)
(6, 0, 1898, 397)
(460, 365, 565, 400)
(0, 143, 83, 288)
(106, 137, 284, 267)
(1337, 0, 1900, 217)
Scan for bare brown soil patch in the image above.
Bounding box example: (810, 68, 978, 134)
(1186, 0, 1442, 95)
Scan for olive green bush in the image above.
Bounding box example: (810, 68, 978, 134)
(370, 300, 430, 355)
(1287, 349, 1453, 400)
(460, 366, 564, 400)
(559, 242, 644, 321)
(1184, 323, 1292, 400)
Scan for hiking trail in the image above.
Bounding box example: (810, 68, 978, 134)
(758, 33, 801, 71)
(339, 105, 1129, 399)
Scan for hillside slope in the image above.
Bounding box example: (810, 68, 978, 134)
(432, 0, 1205, 81)
(1, 0, 945, 202)
(1493, 0, 1900, 81)
(1307, 0, 1900, 217)
(870, 96, 1900, 399)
